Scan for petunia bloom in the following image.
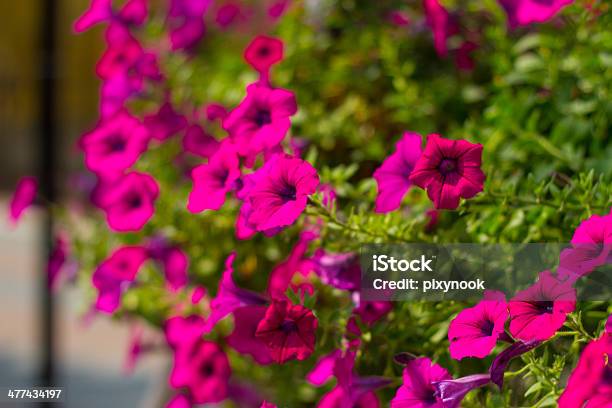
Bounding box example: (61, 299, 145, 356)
(423, 0, 458, 57)
(244, 36, 284, 76)
(227, 305, 273, 365)
(409, 134, 485, 210)
(166, 394, 191, 408)
(74, 0, 148, 33)
(267, 231, 316, 299)
(222, 83, 297, 160)
(448, 291, 508, 360)
(187, 141, 241, 213)
(80, 110, 150, 175)
(391, 357, 452, 407)
(166, 0, 212, 51)
(499, 0, 574, 28)
(8, 176, 38, 225)
(98, 172, 159, 232)
(147, 237, 189, 291)
(433, 374, 491, 408)
(182, 124, 219, 158)
(312, 250, 361, 291)
(353, 301, 393, 326)
(508, 270, 576, 341)
(241, 153, 319, 232)
(143, 101, 188, 141)
(92, 245, 149, 313)
(489, 339, 540, 389)
(373, 132, 423, 213)
(255, 300, 318, 363)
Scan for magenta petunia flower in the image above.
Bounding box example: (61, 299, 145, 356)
(169, 339, 231, 404)
(205, 103, 228, 122)
(267, 231, 316, 299)
(489, 339, 540, 389)
(98, 172, 159, 232)
(182, 124, 219, 158)
(423, 0, 458, 57)
(166, 394, 191, 408)
(204, 253, 268, 333)
(508, 270, 576, 341)
(167, 0, 212, 51)
(499, 0, 574, 28)
(255, 299, 318, 363)
(373, 132, 423, 213)
(242, 153, 319, 231)
(222, 83, 297, 159)
(227, 305, 273, 365)
(433, 374, 491, 408)
(409, 134, 485, 210)
(8, 176, 38, 225)
(244, 35, 284, 74)
(187, 141, 241, 213)
(558, 333, 612, 407)
(74, 0, 148, 33)
(312, 250, 361, 291)
(389, 10, 411, 27)
(191, 285, 206, 304)
(318, 386, 380, 408)
(165, 315, 206, 351)
(260, 401, 277, 408)
(80, 110, 150, 175)
(147, 238, 189, 291)
(123, 325, 146, 374)
(448, 292, 508, 360)
(92, 245, 149, 313)
(144, 101, 188, 141)
(391, 357, 452, 407)
(353, 301, 393, 326)
(606, 314, 612, 334)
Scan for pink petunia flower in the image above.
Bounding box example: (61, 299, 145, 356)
(312, 250, 361, 291)
(167, 0, 212, 51)
(244, 35, 284, 76)
(74, 0, 148, 33)
(558, 331, 612, 407)
(499, 0, 574, 28)
(389, 10, 411, 27)
(373, 132, 423, 213)
(433, 374, 491, 408)
(8, 176, 38, 225)
(215, 3, 242, 28)
(489, 339, 541, 389)
(255, 299, 318, 363)
(391, 357, 452, 407)
(144, 101, 188, 142)
(423, 0, 459, 57)
(165, 315, 206, 351)
(261, 402, 277, 408)
(241, 153, 319, 232)
(448, 291, 508, 360)
(182, 124, 219, 158)
(227, 305, 273, 365)
(187, 141, 241, 213)
(123, 324, 147, 374)
(409, 134, 485, 210)
(166, 394, 191, 408)
(508, 270, 576, 341)
(205, 103, 228, 122)
(147, 238, 189, 291)
(98, 172, 159, 232)
(191, 285, 206, 304)
(267, 231, 316, 299)
(92, 245, 149, 313)
(80, 110, 150, 175)
(222, 83, 297, 159)
(268, 0, 290, 20)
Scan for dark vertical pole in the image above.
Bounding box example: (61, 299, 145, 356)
(39, 0, 58, 397)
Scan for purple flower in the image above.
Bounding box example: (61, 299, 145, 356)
(313, 250, 361, 291)
(244, 35, 284, 76)
(167, 0, 212, 51)
(223, 83, 297, 160)
(74, 0, 148, 33)
(144, 101, 188, 142)
(433, 374, 491, 408)
(182, 124, 219, 158)
(490, 340, 541, 389)
(391, 357, 451, 407)
(227, 305, 273, 365)
(499, 0, 574, 28)
(373, 132, 423, 213)
(147, 238, 189, 291)
(8, 176, 37, 225)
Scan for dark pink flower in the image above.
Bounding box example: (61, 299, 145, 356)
(261, 401, 277, 408)
(255, 299, 318, 363)
(187, 141, 241, 213)
(167, 0, 212, 51)
(191, 286, 206, 304)
(558, 333, 612, 407)
(409, 134, 485, 210)
(423, 0, 458, 57)
(8, 176, 37, 225)
(244, 36, 284, 74)
(455, 41, 478, 71)
(204, 253, 268, 333)
(499, 0, 574, 28)
(606, 314, 612, 334)
(205, 103, 228, 122)
(373, 132, 423, 213)
(48, 235, 68, 291)
(391, 357, 451, 407)
(433, 374, 491, 408)
(490, 339, 540, 389)
(313, 250, 361, 291)
(508, 270, 576, 341)
(268, 0, 290, 20)
(182, 124, 219, 158)
(242, 153, 319, 231)
(267, 231, 316, 299)
(353, 301, 393, 326)
(222, 83, 297, 159)
(215, 3, 245, 28)
(227, 305, 273, 365)
(92, 246, 149, 313)
(166, 394, 191, 408)
(318, 387, 380, 408)
(80, 110, 149, 175)
(165, 315, 206, 351)
(144, 101, 188, 141)
(169, 340, 231, 404)
(147, 238, 189, 291)
(123, 325, 146, 374)
(74, 0, 148, 33)
(389, 10, 410, 27)
(98, 172, 159, 232)
(448, 292, 508, 360)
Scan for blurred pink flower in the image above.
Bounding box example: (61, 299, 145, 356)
(244, 35, 284, 75)
(182, 124, 219, 158)
(188, 141, 241, 212)
(433, 373, 491, 408)
(8, 176, 37, 225)
(391, 357, 451, 407)
(242, 153, 319, 231)
(98, 172, 159, 232)
(167, 0, 212, 51)
(499, 0, 574, 28)
(191, 285, 206, 304)
(261, 401, 277, 408)
(255, 299, 318, 363)
(373, 132, 423, 213)
(74, 0, 148, 33)
(165, 315, 206, 351)
(205, 103, 228, 122)
(144, 101, 188, 142)
(166, 394, 191, 408)
(448, 292, 508, 360)
(423, 0, 458, 57)
(227, 305, 273, 365)
(508, 270, 576, 341)
(92, 246, 149, 313)
(455, 41, 478, 71)
(268, 0, 290, 20)
(147, 238, 189, 291)
(48, 235, 68, 291)
(215, 2, 245, 28)
(223, 83, 297, 159)
(313, 250, 360, 291)
(267, 231, 316, 299)
(389, 10, 410, 27)
(80, 110, 149, 175)
(353, 301, 393, 326)
(490, 339, 540, 389)
(409, 134, 485, 210)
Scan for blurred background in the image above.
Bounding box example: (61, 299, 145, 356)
(0, 1, 167, 407)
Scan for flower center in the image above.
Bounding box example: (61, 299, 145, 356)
(107, 134, 126, 153)
(127, 193, 143, 209)
(481, 319, 495, 336)
(279, 185, 297, 202)
(535, 301, 554, 314)
(254, 109, 272, 127)
(257, 46, 270, 57)
(200, 362, 215, 377)
(280, 319, 297, 333)
(438, 158, 457, 175)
